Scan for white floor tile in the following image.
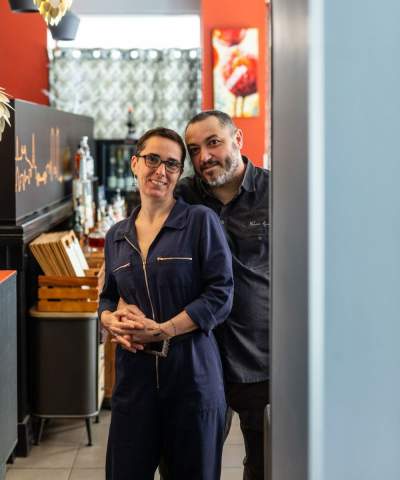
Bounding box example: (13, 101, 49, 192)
(72, 445, 107, 469)
(69, 469, 105, 480)
(5, 468, 70, 480)
(222, 443, 246, 468)
(8, 445, 78, 470)
(221, 467, 245, 480)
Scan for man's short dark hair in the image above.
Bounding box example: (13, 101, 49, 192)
(136, 127, 186, 166)
(185, 110, 237, 135)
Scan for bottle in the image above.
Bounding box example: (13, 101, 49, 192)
(126, 106, 136, 142)
(106, 205, 116, 228)
(74, 143, 84, 178)
(112, 189, 126, 223)
(107, 153, 117, 190)
(80, 136, 95, 179)
(88, 212, 105, 249)
(116, 148, 125, 190)
(77, 144, 94, 232)
(73, 200, 84, 239)
(117, 166, 125, 190)
(72, 176, 82, 210)
(79, 145, 88, 180)
(124, 147, 134, 191)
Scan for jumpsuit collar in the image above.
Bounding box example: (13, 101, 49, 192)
(113, 196, 189, 246)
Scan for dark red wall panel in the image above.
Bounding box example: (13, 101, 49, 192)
(0, 0, 48, 105)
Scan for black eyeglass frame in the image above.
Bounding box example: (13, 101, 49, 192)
(136, 154, 183, 173)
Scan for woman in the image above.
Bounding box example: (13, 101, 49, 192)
(99, 127, 233, 480)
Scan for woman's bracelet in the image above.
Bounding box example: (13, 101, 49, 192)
(169, 318, 177, 337)
(157, 319, 177, 339)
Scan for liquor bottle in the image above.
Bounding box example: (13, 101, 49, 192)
(126, 106, 136, 142)
(124, 147, 134, 191)
(87, 210, 105, 250)
(74, 143, 84, 178)
(116, 148, 125, 190)
(107, 153, 117, 190)
(78, 144, 94, 231)
(80, 136, 95, 178)
(112, 189, 126, 222)
(117, 167, 125, 190)
(73, 200, 84, 239)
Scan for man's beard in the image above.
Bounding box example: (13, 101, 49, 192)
(202, 150, 240, 187)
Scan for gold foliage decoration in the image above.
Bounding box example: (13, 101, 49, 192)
(33, 0, 73, 26)
(0, 87, 13, 142)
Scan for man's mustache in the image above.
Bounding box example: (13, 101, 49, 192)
(200, 160, 221, 172)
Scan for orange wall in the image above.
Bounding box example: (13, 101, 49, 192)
(201, 0, 268, 167)
(0, 0, 48, 104)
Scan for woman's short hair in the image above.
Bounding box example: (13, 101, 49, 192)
(135, 127, 186, 166)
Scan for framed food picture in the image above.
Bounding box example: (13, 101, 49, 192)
(212, 27, 259, 118)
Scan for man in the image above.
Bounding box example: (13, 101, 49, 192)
(106, 110, 270, 479)
(177, 110, 270, 480)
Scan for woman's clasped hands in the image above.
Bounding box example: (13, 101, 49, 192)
(101, 303, 166, 353)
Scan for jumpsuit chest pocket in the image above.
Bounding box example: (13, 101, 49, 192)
(112, 261, 138, 300)
(113, 262, 132, 273)
(154, 257, 194, 288)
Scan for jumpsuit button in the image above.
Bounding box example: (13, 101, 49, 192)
(220, 220, 225, 225)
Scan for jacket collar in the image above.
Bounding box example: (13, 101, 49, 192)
(113, 196, 188, 243)
(240, 157, 256, 192)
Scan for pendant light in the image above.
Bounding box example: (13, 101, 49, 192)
(49, 10, 80, 41)
(8, 0, 39, 12)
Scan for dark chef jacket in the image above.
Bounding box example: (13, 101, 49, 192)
(99, 196, 234, 356)
(176, 157, 269, 383)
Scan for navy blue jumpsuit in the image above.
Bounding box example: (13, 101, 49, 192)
(99, 198, 234, 480)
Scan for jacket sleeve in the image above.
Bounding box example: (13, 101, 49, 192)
(98, 231, 119, 319)
(184, 209, 234, 334)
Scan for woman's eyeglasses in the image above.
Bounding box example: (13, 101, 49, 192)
(136, 154, 183, 173)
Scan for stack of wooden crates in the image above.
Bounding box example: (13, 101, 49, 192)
(30, 230, 100, 313)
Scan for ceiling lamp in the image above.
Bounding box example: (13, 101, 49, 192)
(8, 0, 39, 12)
(33, 0, 73, 26)
(49, 11, 80, 41)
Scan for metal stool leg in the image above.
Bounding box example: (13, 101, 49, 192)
(85, 417, 93, 446)
(36, 418, 46, 445)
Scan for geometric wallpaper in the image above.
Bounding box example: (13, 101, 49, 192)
(48, 48, 202, 140)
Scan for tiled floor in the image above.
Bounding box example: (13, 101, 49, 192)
(6, 410, 245, 479)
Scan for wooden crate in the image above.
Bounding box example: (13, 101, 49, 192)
(37, 275, 99, 313)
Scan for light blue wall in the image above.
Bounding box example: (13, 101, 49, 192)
(309, 1, 400, 479)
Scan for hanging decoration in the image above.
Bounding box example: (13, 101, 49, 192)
(33, 0, 73, 26)
(0, 88, 13, 142)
